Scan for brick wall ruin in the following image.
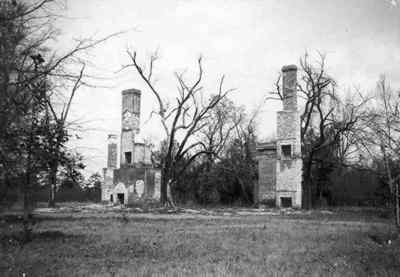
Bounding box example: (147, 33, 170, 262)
(255, 65, 302, 208)
(102, 88, 161, 204)
(102, 134, 118, 201)
(255, 143, 276, 204)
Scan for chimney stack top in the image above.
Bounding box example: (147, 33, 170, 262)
(281, 65, 297, 72)
(122, 88, 141, 95)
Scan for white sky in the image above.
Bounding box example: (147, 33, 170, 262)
(53, 0, 400, 176)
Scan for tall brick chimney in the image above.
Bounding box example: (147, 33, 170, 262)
(107, 134, 118, 169)
(275, 64, 302, 208)
(121, 88, 141, 133)
(281, 65, 298, 111)
(120, 89, 141, 166)
(277, 65, 300, 148)
(102, 133, 118, 201)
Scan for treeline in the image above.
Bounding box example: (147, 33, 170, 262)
(4, 172, 102, 208)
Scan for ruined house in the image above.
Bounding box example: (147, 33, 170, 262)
(101, 89, 161, 204)
(255, 65, 302, 208)
(102, 66, 302, 207)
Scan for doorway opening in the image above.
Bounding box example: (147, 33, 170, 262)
(280, 197, 292, 208)
(117, 193, 125, 204)
(125, 152, 132, 164)
(281, 144, 292, 159)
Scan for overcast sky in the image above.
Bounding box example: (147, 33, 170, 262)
(55, 0, 400, 176)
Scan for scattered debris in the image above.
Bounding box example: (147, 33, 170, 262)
(320, 210, 334, 215)
(368, 232, 399, 246)
(183, 209, 201, 214)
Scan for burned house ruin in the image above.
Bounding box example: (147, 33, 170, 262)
(255, 65, 302, 208)
(102, 65, 302, 208)
(101, 89, 161, 205)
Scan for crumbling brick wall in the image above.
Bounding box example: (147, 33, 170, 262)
(255, 146, 277, 204)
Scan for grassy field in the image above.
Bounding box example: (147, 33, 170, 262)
(1, 205, 400, 276)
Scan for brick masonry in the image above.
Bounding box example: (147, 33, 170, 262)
(107, 134, 118, 169)
(121, 89, 141, 166)
(101, 168, 114, 201)
(255, 65, 302, 208)
(101, 88, 161, 204)
(255, 145, 276, 204)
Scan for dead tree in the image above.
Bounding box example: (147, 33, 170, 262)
(226, 109, 258, 204)
(43, 64, 86, 207)
(298, 53, 366, 208)
(364, 76, 400, 227)
(199, 97, 244, 170)
(0, 0, 121, 240)
(124, 50, 233, 205)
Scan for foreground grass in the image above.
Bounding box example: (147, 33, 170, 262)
(1, 209, 400, 276)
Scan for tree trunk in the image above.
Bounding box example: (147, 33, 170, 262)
(48, 161, 58, 208)
(160, 166, 169, 205)
(23, 109, 35, 242)
(396, 181, 399, 228)
(237, 176, 251, 204)
(302, 157, 313, 210)
(23, 149, 33, 242)
(23, 171, 32, 242)
(166, 179, 176, 208)
(381, 146, 399, 228)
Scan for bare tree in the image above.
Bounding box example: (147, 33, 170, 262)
(0, 0, 120, 239)
(223, 109, 258, 204)
(198, 97, 244, 170)
(299, 53, 368, 208)
(123, 50, 234, 205)
(362, 76, 400, 227)
(44, 65, 85, 207)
